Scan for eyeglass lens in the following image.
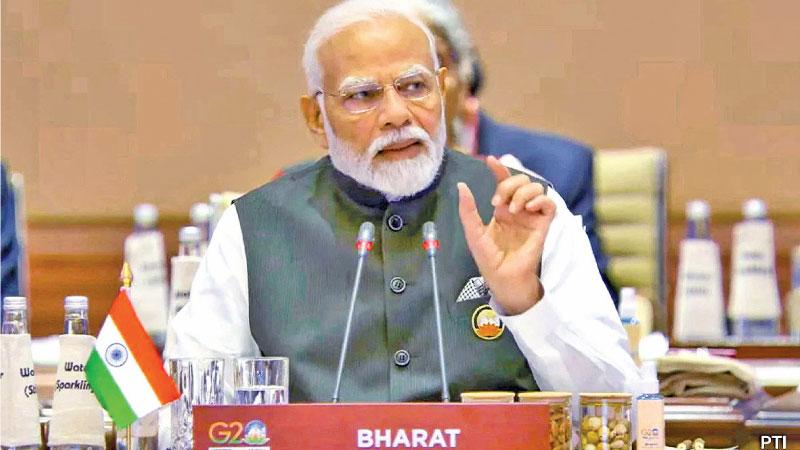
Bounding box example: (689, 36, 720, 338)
(341, 71, 433, 113)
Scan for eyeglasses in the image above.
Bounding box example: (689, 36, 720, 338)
(316, 69, 437, 114)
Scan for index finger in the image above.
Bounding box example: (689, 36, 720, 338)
(486, 155, 511, 183)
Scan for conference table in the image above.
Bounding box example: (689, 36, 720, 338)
(29, 341, 800, 449)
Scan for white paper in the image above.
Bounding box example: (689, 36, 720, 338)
(48, 335, 106, 448)
(673, 239, 726, 340)
(0, 334, 42, 447)
(125, 230, 170, 341)
(728, 221, 782, 319)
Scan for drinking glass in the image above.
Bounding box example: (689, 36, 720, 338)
(233, 357, 289, 405)
(168, 357, 225, 450)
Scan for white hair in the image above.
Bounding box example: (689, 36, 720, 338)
(302, 0, 440, 95)
(407, 0, 476, 86)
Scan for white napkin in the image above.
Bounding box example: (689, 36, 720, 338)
(673, 239, 726, 340)
(48, 335, 106, 448)
(125, 230, 170, 341)
(168, 255, 201, 321)
(728, 220, 781, 320)
(0, 334, 41, 447)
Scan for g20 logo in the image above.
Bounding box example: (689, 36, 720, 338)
(209, 420, 269, 446)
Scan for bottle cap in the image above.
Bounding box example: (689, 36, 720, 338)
(686, 200, 710, 221)
(178, 226, 202, 244)
(209, 193, 223, 205)
(639, 332, 669, 361)
(3, 296, 27, 311)
(64, 295, 89, 310)
(618, 287, 637, 319)
(133, 203, 159, 228)
(742, 198, 767, 220)
(190, 202, 212, 225)
(638, 360, 660, 395)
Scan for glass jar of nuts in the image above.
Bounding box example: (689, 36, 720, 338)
(517, 392, 572, 450)
(579, 393, 632, 450)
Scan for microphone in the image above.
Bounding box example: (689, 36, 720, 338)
(422, 221, 450, 402)
(332, 222, 375, 403)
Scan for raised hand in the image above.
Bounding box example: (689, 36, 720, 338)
(457, 156, 557, 315)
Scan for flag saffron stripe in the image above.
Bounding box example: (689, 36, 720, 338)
(109, 292, 179, 403)
(86, 350, 138, 428)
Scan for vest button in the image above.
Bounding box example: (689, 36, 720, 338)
(393, 349, 410, 367)
(387, 214, 404, 231)
(389, 276, 406, 294)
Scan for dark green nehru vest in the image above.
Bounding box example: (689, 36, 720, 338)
(235, 150, 538, 402)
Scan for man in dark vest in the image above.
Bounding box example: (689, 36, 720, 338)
(167, 0, 639, 402)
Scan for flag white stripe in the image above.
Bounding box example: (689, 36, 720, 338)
(95, 318, 163, 417)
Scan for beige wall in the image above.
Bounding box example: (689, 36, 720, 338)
(3, 0, 800, 218)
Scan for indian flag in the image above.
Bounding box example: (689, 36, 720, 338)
(85, 290, 179, 427)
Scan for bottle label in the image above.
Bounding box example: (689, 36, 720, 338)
(636, 398, 665, 449)
(55, 360, 93, 393)
(0, 334, 41, 446)
(48, 335, 106, 447)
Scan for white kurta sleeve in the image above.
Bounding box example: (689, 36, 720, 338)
(490, 188, 642, 394)
(164, 204, 260, 359)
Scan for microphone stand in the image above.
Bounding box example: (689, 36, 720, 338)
(332, 222, 374, 403)
(423, 221, 450, 402)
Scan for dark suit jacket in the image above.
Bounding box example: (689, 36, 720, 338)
(476, 112, 617, 303)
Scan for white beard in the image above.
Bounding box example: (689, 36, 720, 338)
(321, 103, 447, 201)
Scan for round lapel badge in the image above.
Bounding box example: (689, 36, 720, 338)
(471, 304, 504, 340)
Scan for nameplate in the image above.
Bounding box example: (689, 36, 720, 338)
(193, 403, 549, 449)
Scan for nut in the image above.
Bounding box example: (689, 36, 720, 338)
(581, 414, 630, 450)
(546, 404, 571, 450)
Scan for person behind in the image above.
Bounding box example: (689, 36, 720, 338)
(413, 0, 617, 303)
(167, 0, 639, 402)
(1, 163, 20, 299)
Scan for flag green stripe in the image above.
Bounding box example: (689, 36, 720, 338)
(86, 350, 138, 427)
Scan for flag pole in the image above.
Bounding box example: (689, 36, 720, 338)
(89, 261, 174, 450)
(120, 262, 133, 450)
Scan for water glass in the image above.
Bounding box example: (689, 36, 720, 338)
(168, 357, 225, 450)
(234, 357, 289, 405)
